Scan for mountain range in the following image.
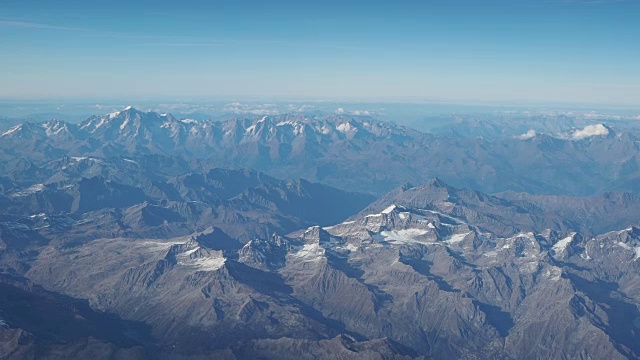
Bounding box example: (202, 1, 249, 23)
(2, 107, 640, 196)
(1, 107, 640, 359)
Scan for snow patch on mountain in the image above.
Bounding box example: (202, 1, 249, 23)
(381, 205, 397, 214)
(11, 184, 45, 197)
(615, 241, 640, 261)
(291, 243, 325, 262)
(276, 120, 296, 126)
(119, 118, 130, 130)
(70, 156, 105, 165)
(43, 121, 67, 136)
(545, 266, 562, 281)
(617, 242, 633, 251)
(444, 232, 471, 244)
(140, 240, 186, 249)
(553, 233, 575, 254)
(376, 229, 430, 244)
(1, 124, 22, 137)
(189, 257, 226, 271)
(92, 117, 107, 131)
(177, 248, 226, 271)
(421, 209, 466, 225)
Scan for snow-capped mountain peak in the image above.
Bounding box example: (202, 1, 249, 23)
(1, 124, 23, 137)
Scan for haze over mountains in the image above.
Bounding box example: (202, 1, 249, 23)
(2, 106, 640, 196)
(1, 107, 640, 359)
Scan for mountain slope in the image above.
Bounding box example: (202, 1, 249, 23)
(14, 197, 640, 359)
(2, 177, 639, 358)
(3, 107, 640, 196)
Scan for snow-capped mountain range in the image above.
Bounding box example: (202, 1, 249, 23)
(1, 106, 640, 197)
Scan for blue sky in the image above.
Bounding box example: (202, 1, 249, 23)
(1, 0, 639, 106)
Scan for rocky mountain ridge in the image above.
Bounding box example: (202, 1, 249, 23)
(1, 176, 640, 359)
(2, 107, 640, 196)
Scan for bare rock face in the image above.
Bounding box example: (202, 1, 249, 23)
(3, 183, 639, 359)
(1, 108, 640, 358)
(0, 274, 152, 360)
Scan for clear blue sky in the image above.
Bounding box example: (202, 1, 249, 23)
(1, 0, 639, 105)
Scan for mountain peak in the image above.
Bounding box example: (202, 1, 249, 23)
(302, 225, 331, 245)
(422, 177, 448, 188)
(108, 106, 145, 118)
(401, 182, 414, 191)
(1, 122, 54, 139)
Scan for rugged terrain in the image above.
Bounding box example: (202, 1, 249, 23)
(2, 107, 640, 195)
(1, 108, 640, 359)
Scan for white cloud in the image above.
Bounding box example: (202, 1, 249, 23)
(572, 124, 609, 140)
(335, 108, 373, 116)
(352, 110, 371, 116)
(223, 102, 280, 115)
(517, 129, 537, 140)
(287, 104, 315, 112)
